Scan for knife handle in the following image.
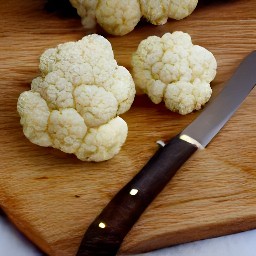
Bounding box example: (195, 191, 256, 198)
(76, 134, 198, 256)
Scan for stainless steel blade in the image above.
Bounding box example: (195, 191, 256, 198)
(180, 51, 256, 147)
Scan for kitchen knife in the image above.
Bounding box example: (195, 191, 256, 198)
(76, 51, 256, 256)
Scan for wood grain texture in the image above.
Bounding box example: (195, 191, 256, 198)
(0, 0, 256, 255)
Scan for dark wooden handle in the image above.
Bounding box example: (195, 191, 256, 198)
(76, 135, 198, 256)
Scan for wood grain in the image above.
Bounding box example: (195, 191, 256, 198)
(0, 0, 256, 255)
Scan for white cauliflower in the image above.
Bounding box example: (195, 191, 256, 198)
(70, 0, 198, 36)
(69, 0, 97, 29)
(131, 32, 217, 115)
(17, 34, 135, 162)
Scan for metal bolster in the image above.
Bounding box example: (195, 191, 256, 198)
(179, 134, 205, 150)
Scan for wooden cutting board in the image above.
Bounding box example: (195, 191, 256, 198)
(0, 0, 256, 255)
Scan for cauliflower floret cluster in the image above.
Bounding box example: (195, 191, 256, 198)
(131, 32, 217, 115)
(70, 0, 198, 36)
(69, 0, 98, 29)
(17, 34, 135, 162)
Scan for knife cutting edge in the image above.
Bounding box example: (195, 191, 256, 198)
(76, 51, 256, 256)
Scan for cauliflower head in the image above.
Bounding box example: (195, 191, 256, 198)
(17, 34, 135, 162)
(70, 0, 198, 36)
(131, 32, 217, 115)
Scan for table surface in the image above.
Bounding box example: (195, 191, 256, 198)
(1, 213, 256, 256)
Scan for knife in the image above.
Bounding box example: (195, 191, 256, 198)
(76, 51, 256, 256)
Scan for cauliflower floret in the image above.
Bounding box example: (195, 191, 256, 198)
(164, 80, 212, 115)
(33, 71, 74, 110)
(70, 0, 198, 36)
(76, 117, 128, 162)
(69, 0, 98, 29)
(17, 34, 135, 162)
(131, 32, 217, 115)
(108, 66, 137, 115)
(73, 85, 118, 127)
(48, 108, 87, 154)
(168, 0, 199, 20)
(17, 91, 52, 147)
(140, 0, 169, 25)
(96, 0, 142, 36)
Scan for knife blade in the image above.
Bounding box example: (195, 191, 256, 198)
(76, 51, 256, 256)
